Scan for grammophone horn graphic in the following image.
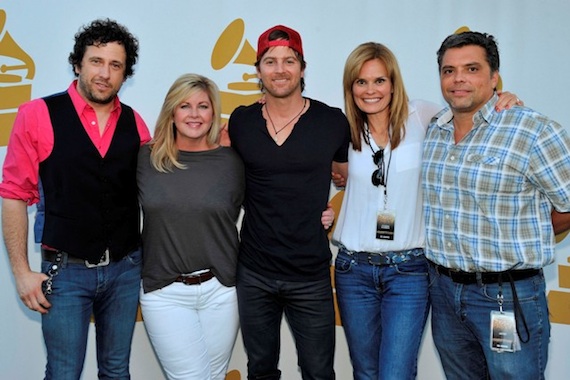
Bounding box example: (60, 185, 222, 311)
(0, 9, 35, 146)
(211, 18, 261, 122)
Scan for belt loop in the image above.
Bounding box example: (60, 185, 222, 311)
(43, 248, 68, 268)
(432, 261, 440, 276)
(476, 272, 483, 286)
(57, 250, 67, 268)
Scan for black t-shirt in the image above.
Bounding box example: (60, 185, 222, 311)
(229, 98, 350, 281)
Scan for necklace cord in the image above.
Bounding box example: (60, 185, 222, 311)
(265, 98, 307, 137)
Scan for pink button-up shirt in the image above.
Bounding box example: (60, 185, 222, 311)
(0, 81, 151, 205)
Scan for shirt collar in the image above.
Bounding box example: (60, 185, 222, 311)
(474, 92, 499, 125)
(435, 92, 499, 130)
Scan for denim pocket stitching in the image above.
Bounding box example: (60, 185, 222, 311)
(481, 278, 542, 303)
(394, 262, 429, 276)
(124, 249, 143, 266)
(393, 255, 428, 275)
(334, 255, 354, 274)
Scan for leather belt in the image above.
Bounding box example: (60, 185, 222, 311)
(175, 271, 215, 285)
(41, 248, 110, 267)
(430, 261, 540, 285)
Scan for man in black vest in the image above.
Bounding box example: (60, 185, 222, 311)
(0, 19, 150, 379)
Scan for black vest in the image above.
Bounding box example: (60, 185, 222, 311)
(40, 92, 140, 263)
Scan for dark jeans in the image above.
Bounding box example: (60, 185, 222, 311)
(236, 262, 336, 380)
(428, 264, 550, 380)
(41, 249, 142, 380)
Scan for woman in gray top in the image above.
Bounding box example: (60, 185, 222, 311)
(137, 73, 245, 380)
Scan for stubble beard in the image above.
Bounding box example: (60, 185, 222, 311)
(77, 76, 118, 105)
(262, 76, 302, 100)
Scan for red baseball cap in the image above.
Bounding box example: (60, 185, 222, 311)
(256, 25, 304, 61)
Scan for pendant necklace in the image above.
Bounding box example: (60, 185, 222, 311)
(265, 98, 307, 143)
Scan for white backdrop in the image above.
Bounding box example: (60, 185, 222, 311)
(1, 1, 570, 379)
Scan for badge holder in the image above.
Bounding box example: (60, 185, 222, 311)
(375, 176, 396, 242)
(376, 210, 395, 240)
(490, 290, 521, 352)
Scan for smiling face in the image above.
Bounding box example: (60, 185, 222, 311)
(173, 89, 214, 151)
(74, 42, 126, 107)
(257, 45, 304, 99)
(352, 58, 393, 119)
(439, 45, 499, 117)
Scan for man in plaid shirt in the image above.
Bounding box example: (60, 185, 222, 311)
(422, 31, 570, 379)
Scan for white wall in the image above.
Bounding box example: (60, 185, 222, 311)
(1, 1, 570, 379)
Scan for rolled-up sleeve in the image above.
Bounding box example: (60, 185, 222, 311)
(0, 99, 52, 205)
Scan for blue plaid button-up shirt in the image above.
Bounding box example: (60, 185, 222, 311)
(422, 94, 570, 272)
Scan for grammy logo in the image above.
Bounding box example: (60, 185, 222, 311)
(211, 18, 262, 123)
(0, 9, 35, 146)
(548, 253, 570, 325)
(548, 229, 570, 324)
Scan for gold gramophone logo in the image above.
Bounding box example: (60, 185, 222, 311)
(211, 18, 262, 123)
(0, 9, 35, 146)
(547, 230, 570, 325)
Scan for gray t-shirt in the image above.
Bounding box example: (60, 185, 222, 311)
(137, 145, 245, 293)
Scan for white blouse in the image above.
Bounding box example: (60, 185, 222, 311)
(332, 99, 442, 253)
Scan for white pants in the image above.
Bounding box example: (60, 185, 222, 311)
(140, 277, 239, 380)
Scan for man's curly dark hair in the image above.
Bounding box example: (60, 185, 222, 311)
(68, 18, 139, 78)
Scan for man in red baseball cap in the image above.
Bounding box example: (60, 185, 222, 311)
(228, 25, 350, 379)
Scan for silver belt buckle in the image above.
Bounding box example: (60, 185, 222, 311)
(85, 249, 110, 268)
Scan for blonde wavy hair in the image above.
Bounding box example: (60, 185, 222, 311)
(149, 73, 222, 172)
(343, 42, 409, 151)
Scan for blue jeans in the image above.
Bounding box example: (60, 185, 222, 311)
(428, 264, 550, 380)
(236, 262, 336, 380)
(41, 249, 142, 380)
(334, 248, 430, 380)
